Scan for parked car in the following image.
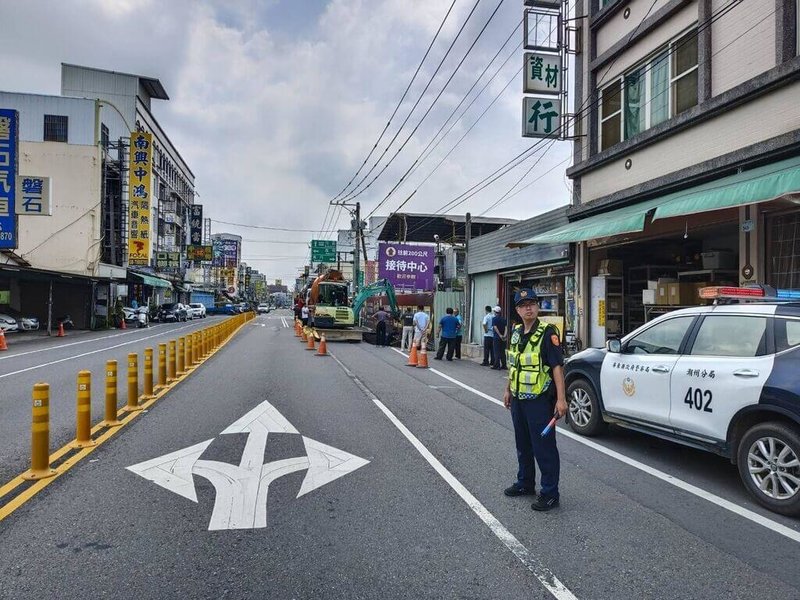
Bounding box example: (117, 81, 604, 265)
(0, 313, 19, 333)
(564, 285, 800, 517)
(157, 303, 188, 322)
(187, 303, 207, 319)
(257, 303, 270, 314)
(1, 309, 40, 331)
(207, 303, 238, 315)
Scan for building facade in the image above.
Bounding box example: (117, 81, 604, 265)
(534, 0, 800, 347)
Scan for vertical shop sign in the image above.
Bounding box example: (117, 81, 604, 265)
(128, 131, 153, 265)
(0, 109, 19, 249)
(189, 204, 203, 246)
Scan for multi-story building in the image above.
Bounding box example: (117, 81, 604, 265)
(0, 64, 198, 327)
(522, 0, 800, 347)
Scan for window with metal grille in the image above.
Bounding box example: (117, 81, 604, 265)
(768, 211, 800, 290)
(101, 123, 109, 147)
(43, 114, 68, 142)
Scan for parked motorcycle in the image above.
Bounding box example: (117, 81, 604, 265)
(136, 306, 149, 328)
(56, 315, 75, 329)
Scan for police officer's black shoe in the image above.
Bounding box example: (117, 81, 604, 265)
(531, 495, 559, 511)
(503, 485, 535, 497)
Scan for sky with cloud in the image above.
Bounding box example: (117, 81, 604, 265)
(0, 0, 573, 282)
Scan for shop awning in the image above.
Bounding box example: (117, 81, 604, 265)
(652, 155, 800, 221)
(510, 155, 800, 246)
(130, 272, 172, 289)
(508, 196, 665, 246)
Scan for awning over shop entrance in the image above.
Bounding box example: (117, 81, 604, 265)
(510, 155, 800, 246)
(652, 155, 800, 221)
(130, 272, 172, 289)
(508, 197, 665, 246)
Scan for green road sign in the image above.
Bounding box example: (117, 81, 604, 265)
(311, 239, 336, 262)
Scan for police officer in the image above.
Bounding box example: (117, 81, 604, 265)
(502, 289, 567, 511)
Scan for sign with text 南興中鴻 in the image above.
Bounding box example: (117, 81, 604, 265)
(311, 239, 336, 263)
(0, 109, 19, 249)
(128, 131, 153, 266)
(378, 242, 434, 291)
(15, 176, 52, 216)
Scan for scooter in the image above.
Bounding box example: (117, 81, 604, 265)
(56, 315, 74, 329)
(136, 306, 149, 328)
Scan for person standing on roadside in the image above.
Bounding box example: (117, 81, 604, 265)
(301, 304, 309, 327)
(434, 307, 459, 361)
(412, 305, 430, 350)
(453, 307, 463, 359)
(401, 307, 415, 351)
(491, 306, 507, 370)
(502, 289, 567, 512)
(481, 305, 494, 366)
(374, 306, 390, 347)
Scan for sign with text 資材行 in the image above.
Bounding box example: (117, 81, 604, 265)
(523, 52, 562, 94)
(378, 242, 434, 291)
(128, 131, 153, 266)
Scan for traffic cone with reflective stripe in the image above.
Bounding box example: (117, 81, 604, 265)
(301, 327, 308, 342)
(406, 343, 418, 366)
(0, 328, 7, 351)
(306, 332, 316, 351)
(57, 323, 66, 337)
(120, 317, 127, 330)
(295, 320, 301, 337)
(416, 347, 429, 369)
(316, 334, 328, 356)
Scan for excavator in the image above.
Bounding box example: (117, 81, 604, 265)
(305, 270, 398, 340)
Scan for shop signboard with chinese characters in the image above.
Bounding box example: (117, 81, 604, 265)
(15, 176, 51, 216)
(128, 131, 153, 266)
(156, 252, 181, 271)
(378, 242, 434, 291)
(188, 245, 213, 262)
(523, 53, 562, 94)
(212, 239, 239, 267)
(522, 96, 561, 138)
(0, 109, 18, 249)
(189, 204, 203, 246)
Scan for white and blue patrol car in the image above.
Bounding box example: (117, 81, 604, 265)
(565, 286, 800, 516)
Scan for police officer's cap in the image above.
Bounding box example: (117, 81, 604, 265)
(514, 288, 539, 306)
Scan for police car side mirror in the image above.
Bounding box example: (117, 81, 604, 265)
(607, 339, 621, 353)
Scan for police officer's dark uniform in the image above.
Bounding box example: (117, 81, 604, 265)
(503, 289, 565, 511)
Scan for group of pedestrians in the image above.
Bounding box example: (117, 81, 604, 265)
(480, 304, 508, 370)
(399, 306, 431, 352)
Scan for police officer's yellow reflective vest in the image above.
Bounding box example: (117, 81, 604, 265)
(507, 321, 551, 399)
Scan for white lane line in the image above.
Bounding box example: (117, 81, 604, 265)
(329, 352, 577, 600)
(390, 348, 800, 544)
(0, 329, 140, 361)
(0, 323, 200, 381)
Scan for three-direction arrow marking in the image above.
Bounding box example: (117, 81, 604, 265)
(127, 400, 369, 531)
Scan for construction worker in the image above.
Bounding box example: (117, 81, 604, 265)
(502, 289, 567, 512)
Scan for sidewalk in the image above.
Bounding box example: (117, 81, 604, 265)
(0, 327, 120, 351)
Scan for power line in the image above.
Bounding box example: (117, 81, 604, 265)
(337, 0, 486, 202)
(328, 0, 459, 205)
(211, 219, 320, 232)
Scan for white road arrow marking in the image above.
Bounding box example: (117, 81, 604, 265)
(127, 400, 369, 531)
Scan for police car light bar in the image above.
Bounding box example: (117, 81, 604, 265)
(698, 286, 765, 299)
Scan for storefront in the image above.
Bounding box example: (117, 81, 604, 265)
(519, 155, 800, 348)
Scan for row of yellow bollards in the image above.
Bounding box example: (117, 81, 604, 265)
(21, 312, 255, 481)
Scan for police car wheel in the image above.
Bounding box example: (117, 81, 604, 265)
(566, 379, 605, 436)
(737, 422, 800, 517)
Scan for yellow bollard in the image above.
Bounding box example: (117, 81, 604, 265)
(126, 352, 142, 411)
(168, 340, 177, 381)
(177, 337, 185, 375)
(22, 383, 57, 480)
(158, 343, 167, 387)
(101, 360, 122, 427)
(186, 334, 194, 368)
(73, 370, 95, 448)
(143, 348, 154, 399)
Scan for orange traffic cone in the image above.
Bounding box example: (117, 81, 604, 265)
(57, 322, 66, 337)
(301, 327, 308, 342)
(295, 320, 301, 337)
(406, 344, 418, 367)
(306, 332, 316, 351)
(316, 335, 328, 356)
(120, 317, 127, 330)
(0, 328, 7, 351)
(416, 347, 429, 369)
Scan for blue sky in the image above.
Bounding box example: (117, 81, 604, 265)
(0, 0, 573, 281)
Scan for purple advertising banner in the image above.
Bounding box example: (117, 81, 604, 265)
(378, 242, 434, 291)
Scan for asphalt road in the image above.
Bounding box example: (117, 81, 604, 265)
(0, 310, 798, 599)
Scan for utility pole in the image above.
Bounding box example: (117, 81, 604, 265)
(464, 212, 471, 344)
(353, 201, 361, 294)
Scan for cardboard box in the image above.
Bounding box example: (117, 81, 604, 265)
(598, 259, 623, 276)
(667, 282, 696, 305)
(642, 289, 656, 305)
(701, 251, 736, 270)
(656, 283, 670, 305)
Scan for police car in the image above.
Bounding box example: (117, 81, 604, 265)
(564, 286, 800, 516)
